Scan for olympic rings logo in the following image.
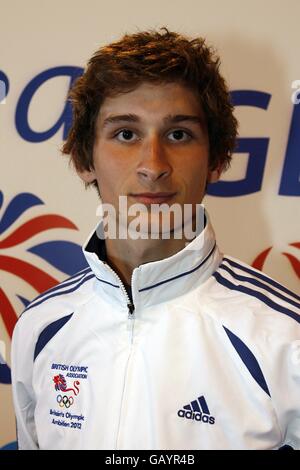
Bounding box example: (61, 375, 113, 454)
(56, 394, 74, 408)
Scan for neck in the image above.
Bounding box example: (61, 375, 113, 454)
(104, 211, 205, 285)
(105, 236, 189, 286)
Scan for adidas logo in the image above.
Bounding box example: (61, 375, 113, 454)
(177, 395, 215, 425)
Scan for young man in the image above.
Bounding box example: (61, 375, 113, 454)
(11, 28, 300, 450)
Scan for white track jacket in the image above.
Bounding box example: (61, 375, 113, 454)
(11, 212, 300, 450)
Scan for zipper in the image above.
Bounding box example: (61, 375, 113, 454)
(101, 262, 136, 449)
(103, 262, 135, 341)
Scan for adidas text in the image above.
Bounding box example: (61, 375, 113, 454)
(177, 409, 215, 424)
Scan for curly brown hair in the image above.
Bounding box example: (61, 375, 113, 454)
(61, 27, 238, 191)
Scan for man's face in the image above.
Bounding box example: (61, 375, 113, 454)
(78, 81, 223, 233)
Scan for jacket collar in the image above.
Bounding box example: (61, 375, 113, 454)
(82, 206, 222, 309)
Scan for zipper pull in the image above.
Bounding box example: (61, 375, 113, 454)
(127, 303, 135, 341)
(127, 303, 135, 318)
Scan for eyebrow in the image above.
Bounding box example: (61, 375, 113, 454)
(102, 113, 206, 128)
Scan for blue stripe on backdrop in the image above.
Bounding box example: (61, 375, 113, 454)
(0, 441, 18, 450)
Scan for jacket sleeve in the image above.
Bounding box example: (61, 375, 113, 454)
(267, 330, 300, 450)
(283, 338, 300, 449)
(11, 316, 39, 450)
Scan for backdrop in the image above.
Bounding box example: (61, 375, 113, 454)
(1, 0, 299, 449)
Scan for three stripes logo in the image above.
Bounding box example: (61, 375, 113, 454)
(177, 395, 215, 425)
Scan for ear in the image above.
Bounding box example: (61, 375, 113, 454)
(207, 161, 225, 184)
(76, 167, 97, 184)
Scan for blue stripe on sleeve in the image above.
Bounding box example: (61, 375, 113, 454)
(219, 263, 300, 310)
(34, 313, 73, 361)
(213, 271, 300, 324)
(25, 267, 92, 309)
(223, 257, 300, 302)
(24, 273, 95, 313)
(223, 325, 271, 397)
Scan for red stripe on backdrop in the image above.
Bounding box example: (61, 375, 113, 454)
(251, 247, 272, 270)
(290, 242, 300, 249)
(0, 215, 77, 248)
(282, 252, 300, 279)
(0, 255, 59, 291)
(0, 288, 19, 337)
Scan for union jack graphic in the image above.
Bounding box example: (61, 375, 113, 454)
(0, 190, 88, 384)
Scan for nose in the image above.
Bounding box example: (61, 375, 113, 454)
(136, 134, 172, 183)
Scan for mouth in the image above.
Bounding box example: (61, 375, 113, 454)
(129, 192, 177, 205)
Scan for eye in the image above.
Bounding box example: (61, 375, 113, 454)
(168, 129, 192, 142)
(114, 129, 137, 142)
